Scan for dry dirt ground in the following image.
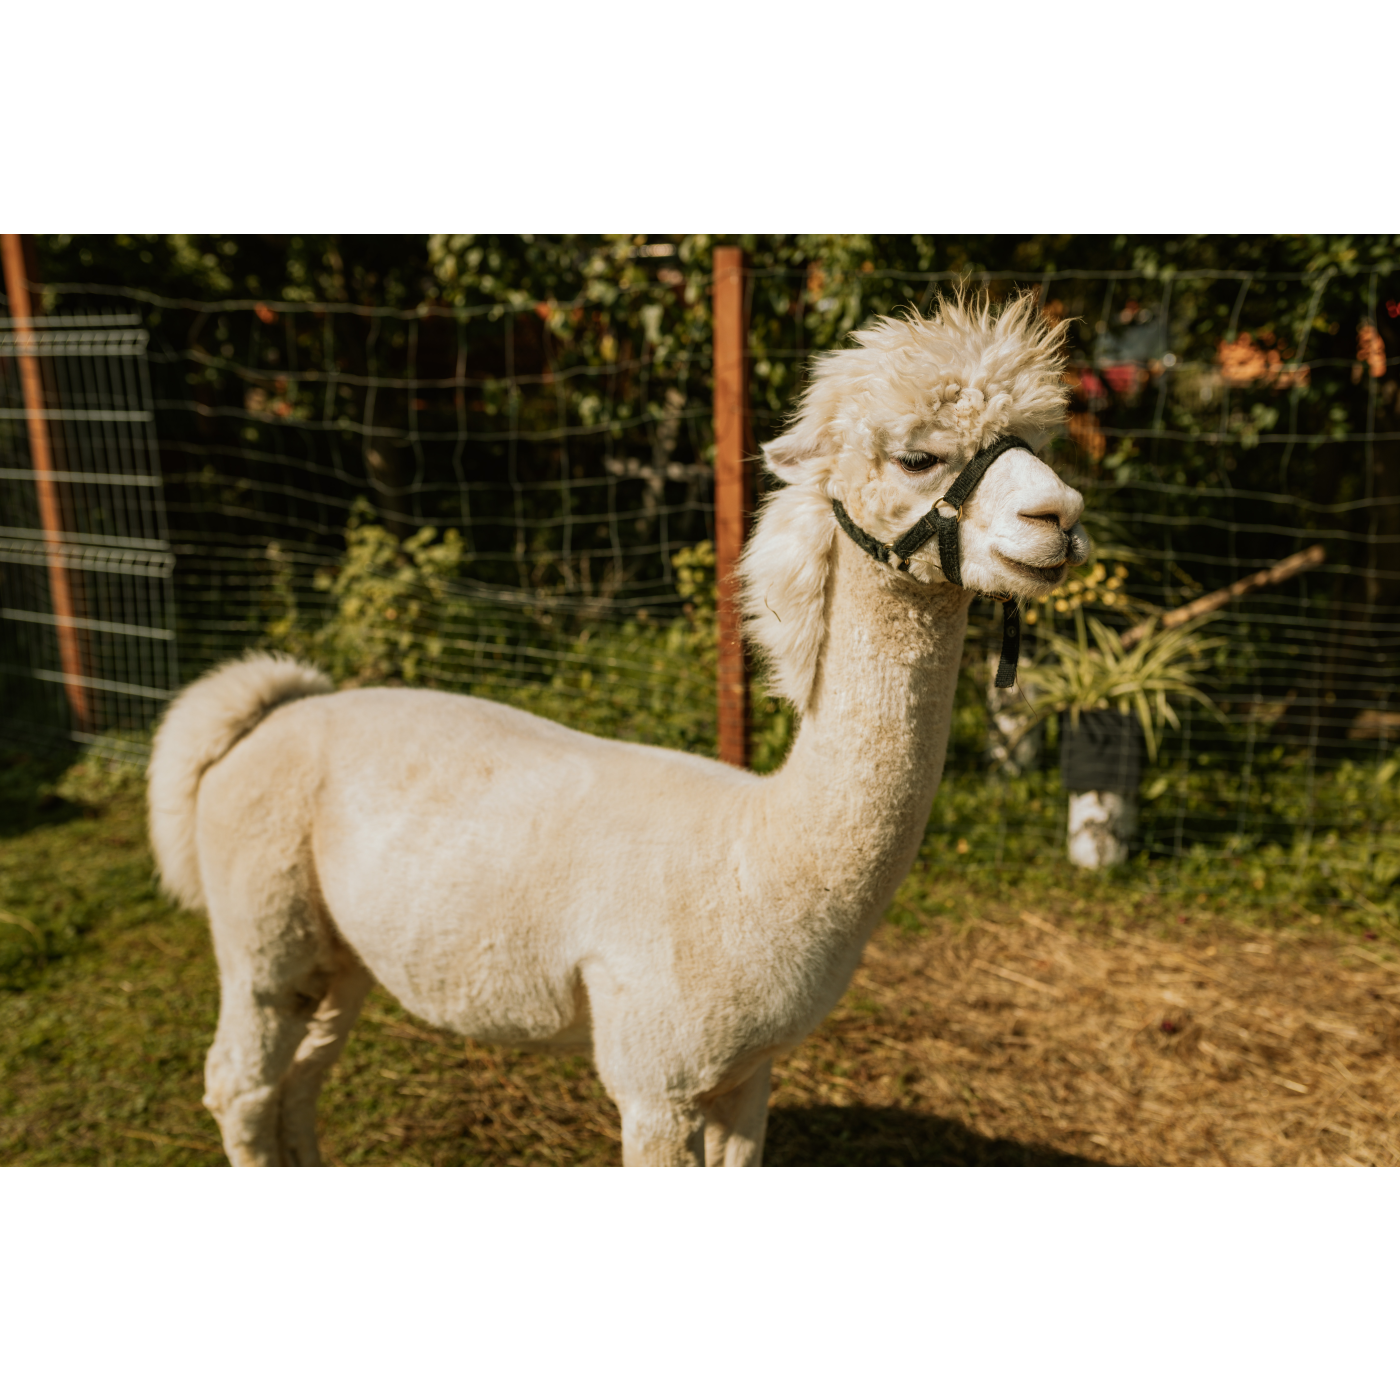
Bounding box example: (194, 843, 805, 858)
(764, 900, 1400, 1167)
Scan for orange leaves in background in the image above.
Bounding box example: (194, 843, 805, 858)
(1357, 323, 1387, 379)
(1062, 367, 1107, 464)
(1217, 332, 1309, 390)
(1068, 411, 1106, 463)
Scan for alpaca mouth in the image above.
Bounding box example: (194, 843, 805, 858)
(994, 550, 1068, 586)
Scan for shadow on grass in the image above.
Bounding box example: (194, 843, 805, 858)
(0, 746, 84, 838)
(764, 1105, 1099, 1166)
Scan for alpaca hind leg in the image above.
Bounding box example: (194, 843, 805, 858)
(277, 958, 374, 1166)
(203, 973, 317, 1166)
(703, 1059, 772, 1167)
(203, 911, 339, 1168)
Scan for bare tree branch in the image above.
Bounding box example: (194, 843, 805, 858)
(1119, 544, 1326, 648)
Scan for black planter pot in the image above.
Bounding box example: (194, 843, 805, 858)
(1060, 710, 1146, 869)
(1060, 710, 1145, 795)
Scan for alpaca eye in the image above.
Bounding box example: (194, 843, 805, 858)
(894, 452, 938, 473)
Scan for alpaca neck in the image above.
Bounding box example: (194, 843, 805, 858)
(754, 530, 968, 951)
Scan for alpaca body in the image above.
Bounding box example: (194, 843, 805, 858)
(186, 534, 966, 1163)
(150, 294, 1087, 1165)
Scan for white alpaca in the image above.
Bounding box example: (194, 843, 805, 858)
(147, 294, 1088, 1166)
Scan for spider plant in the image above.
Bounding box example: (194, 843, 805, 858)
(1009, 611, 1224, 761)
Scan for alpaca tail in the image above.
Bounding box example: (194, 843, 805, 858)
(147, 651, 333, 911)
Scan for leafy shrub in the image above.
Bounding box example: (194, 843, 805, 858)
(264, 521, 796, 768)
(269, 501, 465, 686)
(48, 748, 146, 809)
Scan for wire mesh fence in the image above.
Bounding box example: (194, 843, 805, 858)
(5, 269, 726, 756)
(0, 312, 178, 762)
(2, 244, 1398, 911)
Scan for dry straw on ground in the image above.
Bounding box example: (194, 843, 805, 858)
(767, 901, 1400, 1167)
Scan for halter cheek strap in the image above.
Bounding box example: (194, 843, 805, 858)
(830, 434, 1035, 689)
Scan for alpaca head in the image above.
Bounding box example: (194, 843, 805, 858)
(741, 292, 1090, 712)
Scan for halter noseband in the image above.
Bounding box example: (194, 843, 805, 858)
(831, 434, 1035, 690)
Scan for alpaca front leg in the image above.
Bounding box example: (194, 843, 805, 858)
(619, 1100, 706, 1166)
(703, 1059, 772, 1167)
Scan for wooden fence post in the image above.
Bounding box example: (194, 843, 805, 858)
(1, 233, 92, 731)
(712, 246, 751, 768)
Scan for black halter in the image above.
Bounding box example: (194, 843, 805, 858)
(831, 434, 1034, 690)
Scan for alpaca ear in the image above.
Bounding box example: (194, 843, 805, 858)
(761, 423, 833, 485)
(739, 480, 837, 715)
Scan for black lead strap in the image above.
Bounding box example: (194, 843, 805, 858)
(831, 434, 1035, 690)
(993, 597, 1021, 690)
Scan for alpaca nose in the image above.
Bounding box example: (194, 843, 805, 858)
(1018, 484, 1084, 533)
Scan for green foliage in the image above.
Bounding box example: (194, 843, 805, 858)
(471, 593, 718, 754)
(34, 233, 1400, 733)
(672, 539, 717, 617)
(1135, 752, 1400, 923)
(0, 871, 98, 993)
(270, 501, 465, 685)
(1202, 769, 1397, 919)
(750, 695, 798, 776)
(466, 538, 794, 769)
(38, 234, 433, 307)
(48, 747, 147, 809)
(264, 524, 797, 769)
(37, 233, 1400, 501)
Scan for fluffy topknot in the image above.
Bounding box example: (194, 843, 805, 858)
(762, 291, 1070, 484)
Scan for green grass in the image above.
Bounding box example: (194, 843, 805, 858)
(0, 770, 213, 1164)
(916, 754, 1400, 932)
